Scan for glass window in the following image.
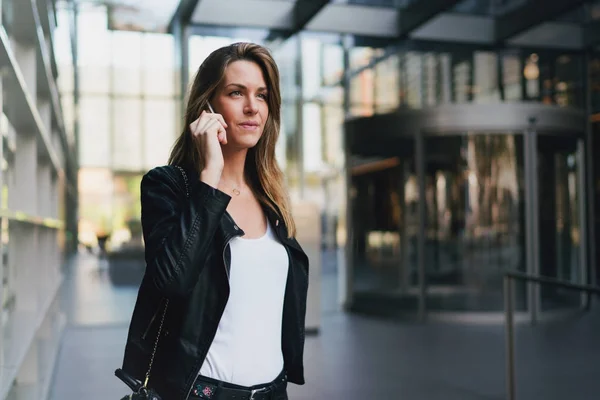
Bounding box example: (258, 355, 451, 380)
(78, 7, 111, 95)
(350, 69, 374, 116)
(57, 63, 74, 94)
(188, 36, 233, 78)
(276, 37, 299, 104)
(80, 64, 111, 95)
(322, 43, 344, 86)
(78, 167, 114, 244)
(375, 54, 399, 113)
(323, 104, 344, 167)
(405, 52, 423, 108)
(423, 53, 439, 106)
(143, 99, 177, 169)
(54, 7, 73, 62)
(61, 93, 75, 143)
(350, 47, 374, 70)
(554, 54, 583, 109)
(77, 5, 110, 68)
(112, 173, 143, 249)
(301, 37, 321, 100)
(112, 98, 143, 171)
(143, 33, 175, 96)
(453, 57, 471, 104)
(79, 96, 111, 167)
(302, 103, 323, 172)
(111, 31, 142, 95)
(473, 52, 500, 103)
(423, 134, 526, 311)
(503, 54, 522, 102)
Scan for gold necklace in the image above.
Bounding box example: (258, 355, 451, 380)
(221, 181, 242, 196)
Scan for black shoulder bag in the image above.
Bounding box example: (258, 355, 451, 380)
(114, 166, 189, 400)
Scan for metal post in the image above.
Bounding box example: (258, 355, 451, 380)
(577, 139, 589, 309)
(583, 51, 597, 307)
(524, 120, 539, 325)
(342, 35, 353, 310)
(530, 125, 540, 324)
(416, 131, 426, 321)
(504, 275, 516, 400)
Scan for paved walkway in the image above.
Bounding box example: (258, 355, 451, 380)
(50, 252, 600, 399)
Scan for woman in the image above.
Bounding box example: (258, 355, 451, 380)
(119, 42, 309, 400)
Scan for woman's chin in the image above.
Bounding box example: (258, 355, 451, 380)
(225, 137, 261, 150)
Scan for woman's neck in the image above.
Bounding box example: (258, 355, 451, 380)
(220, 148, 248, 188)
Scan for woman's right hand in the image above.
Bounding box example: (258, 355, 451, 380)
(189, 110, 228, 187)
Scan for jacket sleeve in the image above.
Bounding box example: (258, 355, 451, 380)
(140, 166, 231, 298)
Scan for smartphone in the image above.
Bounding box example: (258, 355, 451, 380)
(207, 102, 215, 113)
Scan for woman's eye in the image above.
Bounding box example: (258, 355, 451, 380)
(258, 93, 268, 100)
(230, 91, 242, 96)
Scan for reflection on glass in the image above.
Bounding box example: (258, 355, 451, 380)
(301, 37, 322, 100)
(112, 98, 143, 171)
(503, 55, 522, 101)
(322, 44, 344, 86)
(423, 135, 525, 311)
(143, 99, 177, 169)
(351, 157, 404, 292)
(79, 96, 111, 167)
(473, 52, 500, 103)
(538, 136, 582, 310)
(453, 57, 471, 104)
(375, 55, 400, 113)
(349, 136, 418, 305)
(112, 31, 143, 96)
(405, 52, 423, 108)
(349, 70, 374, 117)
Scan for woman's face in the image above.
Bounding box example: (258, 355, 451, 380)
(212, 60, 269, 150)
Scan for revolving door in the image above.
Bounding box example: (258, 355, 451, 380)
(345, 103, 588, 318)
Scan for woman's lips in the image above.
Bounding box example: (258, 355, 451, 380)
(239, 122, 259, 130)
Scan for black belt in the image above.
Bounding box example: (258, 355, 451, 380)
(189, 370, 287, 400)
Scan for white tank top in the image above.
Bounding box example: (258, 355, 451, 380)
(199, 219, 289, 386)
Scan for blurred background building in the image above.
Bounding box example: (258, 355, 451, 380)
(1, 0, 600, 399)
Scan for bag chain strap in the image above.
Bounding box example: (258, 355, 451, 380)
(142, 165, 190, 389)
(143, 298, 169, 388)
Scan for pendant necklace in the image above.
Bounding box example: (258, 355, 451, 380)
(221, 181, 242, 196)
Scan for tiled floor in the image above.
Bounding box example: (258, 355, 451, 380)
(49, 252, 600, 400)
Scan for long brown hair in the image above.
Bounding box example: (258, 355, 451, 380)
(168, 42, 295, 237)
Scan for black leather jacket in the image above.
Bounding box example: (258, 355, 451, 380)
(120, 165, 309, 399)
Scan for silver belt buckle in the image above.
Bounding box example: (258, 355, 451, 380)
(249, 386, 269, 400)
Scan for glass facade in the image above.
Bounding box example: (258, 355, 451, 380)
(67, 5, 180, 250)
(346, 103, 587, 315)
(60, 3, 600, 316)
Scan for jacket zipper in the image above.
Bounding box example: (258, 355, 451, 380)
(184, 234, 239, 400)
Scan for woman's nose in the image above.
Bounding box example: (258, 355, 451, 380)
(244, 98, 259, 114)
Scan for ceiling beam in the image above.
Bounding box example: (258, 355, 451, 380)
(266, 0, 330, 42)
(495, 0, 587, 43)
(397, 0, 462, 39)
(168, 0, 200, 33)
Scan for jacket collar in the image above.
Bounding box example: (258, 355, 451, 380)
(216, 201, 304, 255)
(184, 167, 304, 255)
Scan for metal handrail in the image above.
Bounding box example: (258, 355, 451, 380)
(503, 272, 600, 400)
